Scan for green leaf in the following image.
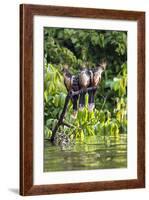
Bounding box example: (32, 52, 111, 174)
(80, 130, 85, 141)
(44, 91, 48, 102)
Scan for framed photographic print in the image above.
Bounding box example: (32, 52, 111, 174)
(20, 4, 145, 196)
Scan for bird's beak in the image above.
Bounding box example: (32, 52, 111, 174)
(99, 59, 107, 71)
(101, 66, 105, 73)
(61, 67, 64, 73)
(61, 64, 68, 73)
(102, 61, 107, 70)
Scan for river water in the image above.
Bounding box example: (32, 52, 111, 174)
(44, 135, 127, 172)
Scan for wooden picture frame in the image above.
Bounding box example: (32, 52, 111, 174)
(20, 4, 145, 196)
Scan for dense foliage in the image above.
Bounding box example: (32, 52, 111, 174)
(44, 28, 127, 141)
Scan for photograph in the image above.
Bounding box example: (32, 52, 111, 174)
(20, 4, 145, 195)
(44, 27, 127, 172)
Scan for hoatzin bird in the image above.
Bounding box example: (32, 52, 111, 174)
(79, 66, 90, 110)
(62, 66, 80, 118)
(88, 60, 107, 112)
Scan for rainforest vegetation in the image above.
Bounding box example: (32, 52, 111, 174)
(44, 27, 127, 143)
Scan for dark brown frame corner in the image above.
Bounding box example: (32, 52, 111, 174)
(20, 4, 145, 196)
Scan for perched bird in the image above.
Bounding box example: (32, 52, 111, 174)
(62, 66, 80, 118)
(79, 66, 90, 110)
(88, 60, 107, 112)
(62, 66, 72, 91)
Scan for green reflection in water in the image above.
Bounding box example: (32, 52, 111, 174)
(44, 135, 127, 172)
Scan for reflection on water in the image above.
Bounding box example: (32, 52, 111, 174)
(44, 135, 127, 172)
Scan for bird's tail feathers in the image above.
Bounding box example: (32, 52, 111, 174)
(88, 88, 97, 112)
(79, 92, 86, 110)
(72, 110, 78, 119)
(71, 95, 78, 119)
(88, 103, 95, 112)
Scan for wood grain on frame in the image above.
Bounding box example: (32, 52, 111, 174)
(20, 4, 145, 196)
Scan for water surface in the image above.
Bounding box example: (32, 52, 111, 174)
(44, 135, 127, 172)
